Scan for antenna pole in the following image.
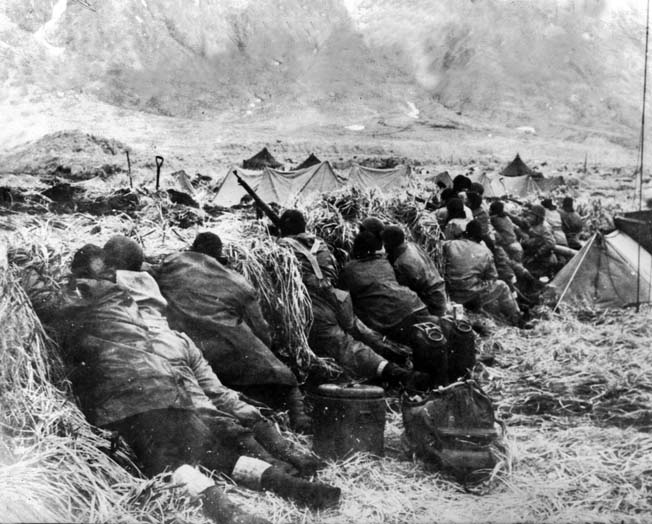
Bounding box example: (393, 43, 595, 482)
(636, 0, 650, 312)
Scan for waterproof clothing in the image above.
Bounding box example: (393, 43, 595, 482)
(444, 218, 470, 240)
(522, 222, 557, 277)
(389, 242, 447, 317)
(545, 209, 568, 246)
(340, 255, 476, 385)
(279, 233, 386, 378)
(63, 277, 261, 427)
(472, 207, 496, 248)
(442, 239, 521, 324)
(490, 215, 523, 262)
(154, 251, 296, 388)
(340, 254, 426, 333)
(559, 209, 583, 249)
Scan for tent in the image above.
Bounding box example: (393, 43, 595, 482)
(256, 161, 346, 206)
(213, 162, 346, 207)
(494, 175, 543, 198)
(614, 210, 652, 255)
(295, 153, 321, 170)
(346, 164, 411, 192)
(549, 230, 652, 308)
(468, 172, 503, 198)
(212, 166, 263, 207)
(501, 154, 538, 177)
(243, 147, 283, 170)
(424, 171, 453, 189)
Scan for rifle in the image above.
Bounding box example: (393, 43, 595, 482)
(233, 169, 281, 227)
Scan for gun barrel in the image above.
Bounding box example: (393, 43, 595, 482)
(234, 170, 281, 226)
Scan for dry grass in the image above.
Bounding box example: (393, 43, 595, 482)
(1, 189, 652, 523)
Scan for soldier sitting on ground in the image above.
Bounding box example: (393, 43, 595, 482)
(277, 210, 420, 386)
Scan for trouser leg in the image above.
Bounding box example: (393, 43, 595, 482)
(480, 281, 521, 325)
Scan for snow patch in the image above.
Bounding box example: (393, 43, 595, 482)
(516, 126, 537, 135)
(406, 101, 419, 119)
(345, 124, 365, 131)
(33, 0, 67, 57)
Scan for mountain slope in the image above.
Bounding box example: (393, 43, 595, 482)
(0, 0, 646, 144)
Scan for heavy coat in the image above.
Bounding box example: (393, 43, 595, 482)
(154, 251, 297, 387)
(340, 254, 426, 333)
(389, 242, 447, 317)
(64, 276, 260, 427)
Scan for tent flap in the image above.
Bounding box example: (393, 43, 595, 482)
(550, 231, 652, 308)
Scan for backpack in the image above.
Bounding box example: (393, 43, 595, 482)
(401, 380, 505, 483)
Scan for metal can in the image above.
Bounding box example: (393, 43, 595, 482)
(453, 304, 464, 321)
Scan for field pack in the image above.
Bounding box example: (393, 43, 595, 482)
(401, 380, 505, 482)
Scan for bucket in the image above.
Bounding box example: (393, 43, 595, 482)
(309, 384, 385, 459)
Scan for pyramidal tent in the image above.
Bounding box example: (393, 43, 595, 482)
(243, 147, 283, 170)
(346, 164, 411, 192)
(549, 230, 652, 308)
(501, 154, 538, 177)
(295, 153, 321, 170)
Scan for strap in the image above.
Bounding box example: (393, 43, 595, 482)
(281, 237, 324, 280)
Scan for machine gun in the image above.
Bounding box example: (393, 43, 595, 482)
(233, 170, 281, 227)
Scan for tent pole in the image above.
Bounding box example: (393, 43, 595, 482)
(636, 0, 651, 312)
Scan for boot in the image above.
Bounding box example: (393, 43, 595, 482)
(252, 420, 325, 477)
(260, 466, 341, 509)
(237, 433, 298, 476)
(202, 486, 272, 524)
(286, 387, 312, 434)
(172, 465, 270, 524)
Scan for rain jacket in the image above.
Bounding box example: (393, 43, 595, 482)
(389, 242, 447, 317)
(442, 239, 498, 304)
(64, 275, 260, 427)
(490, 215, 519, 247)
(340, 254, 426, 333)
(544, 209, 568, 246)
(559, 209, 583, 248)
(154, 251, 297, 387)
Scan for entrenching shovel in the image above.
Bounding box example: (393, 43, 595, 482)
(155, 155, 164, 191)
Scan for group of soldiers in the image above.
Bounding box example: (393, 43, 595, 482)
(435, 175, 583, 324)
(39, 175, 582, 523)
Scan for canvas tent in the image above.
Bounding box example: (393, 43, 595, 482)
(501, 154, 538, 177)
(424, 171, 453, 189)
(468, 173, 564, 199)
(256, 161, 345, 206)
(468, 172, 503, 198)
(295, 153, 321, 170)
(213, 161, 345, 207)
(243, 147, 283, 170)
(212, 166, 263, 207)
(614, 210, 652, 255)
(549, 230, 652, 308)
(346, 164, 411, 192)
